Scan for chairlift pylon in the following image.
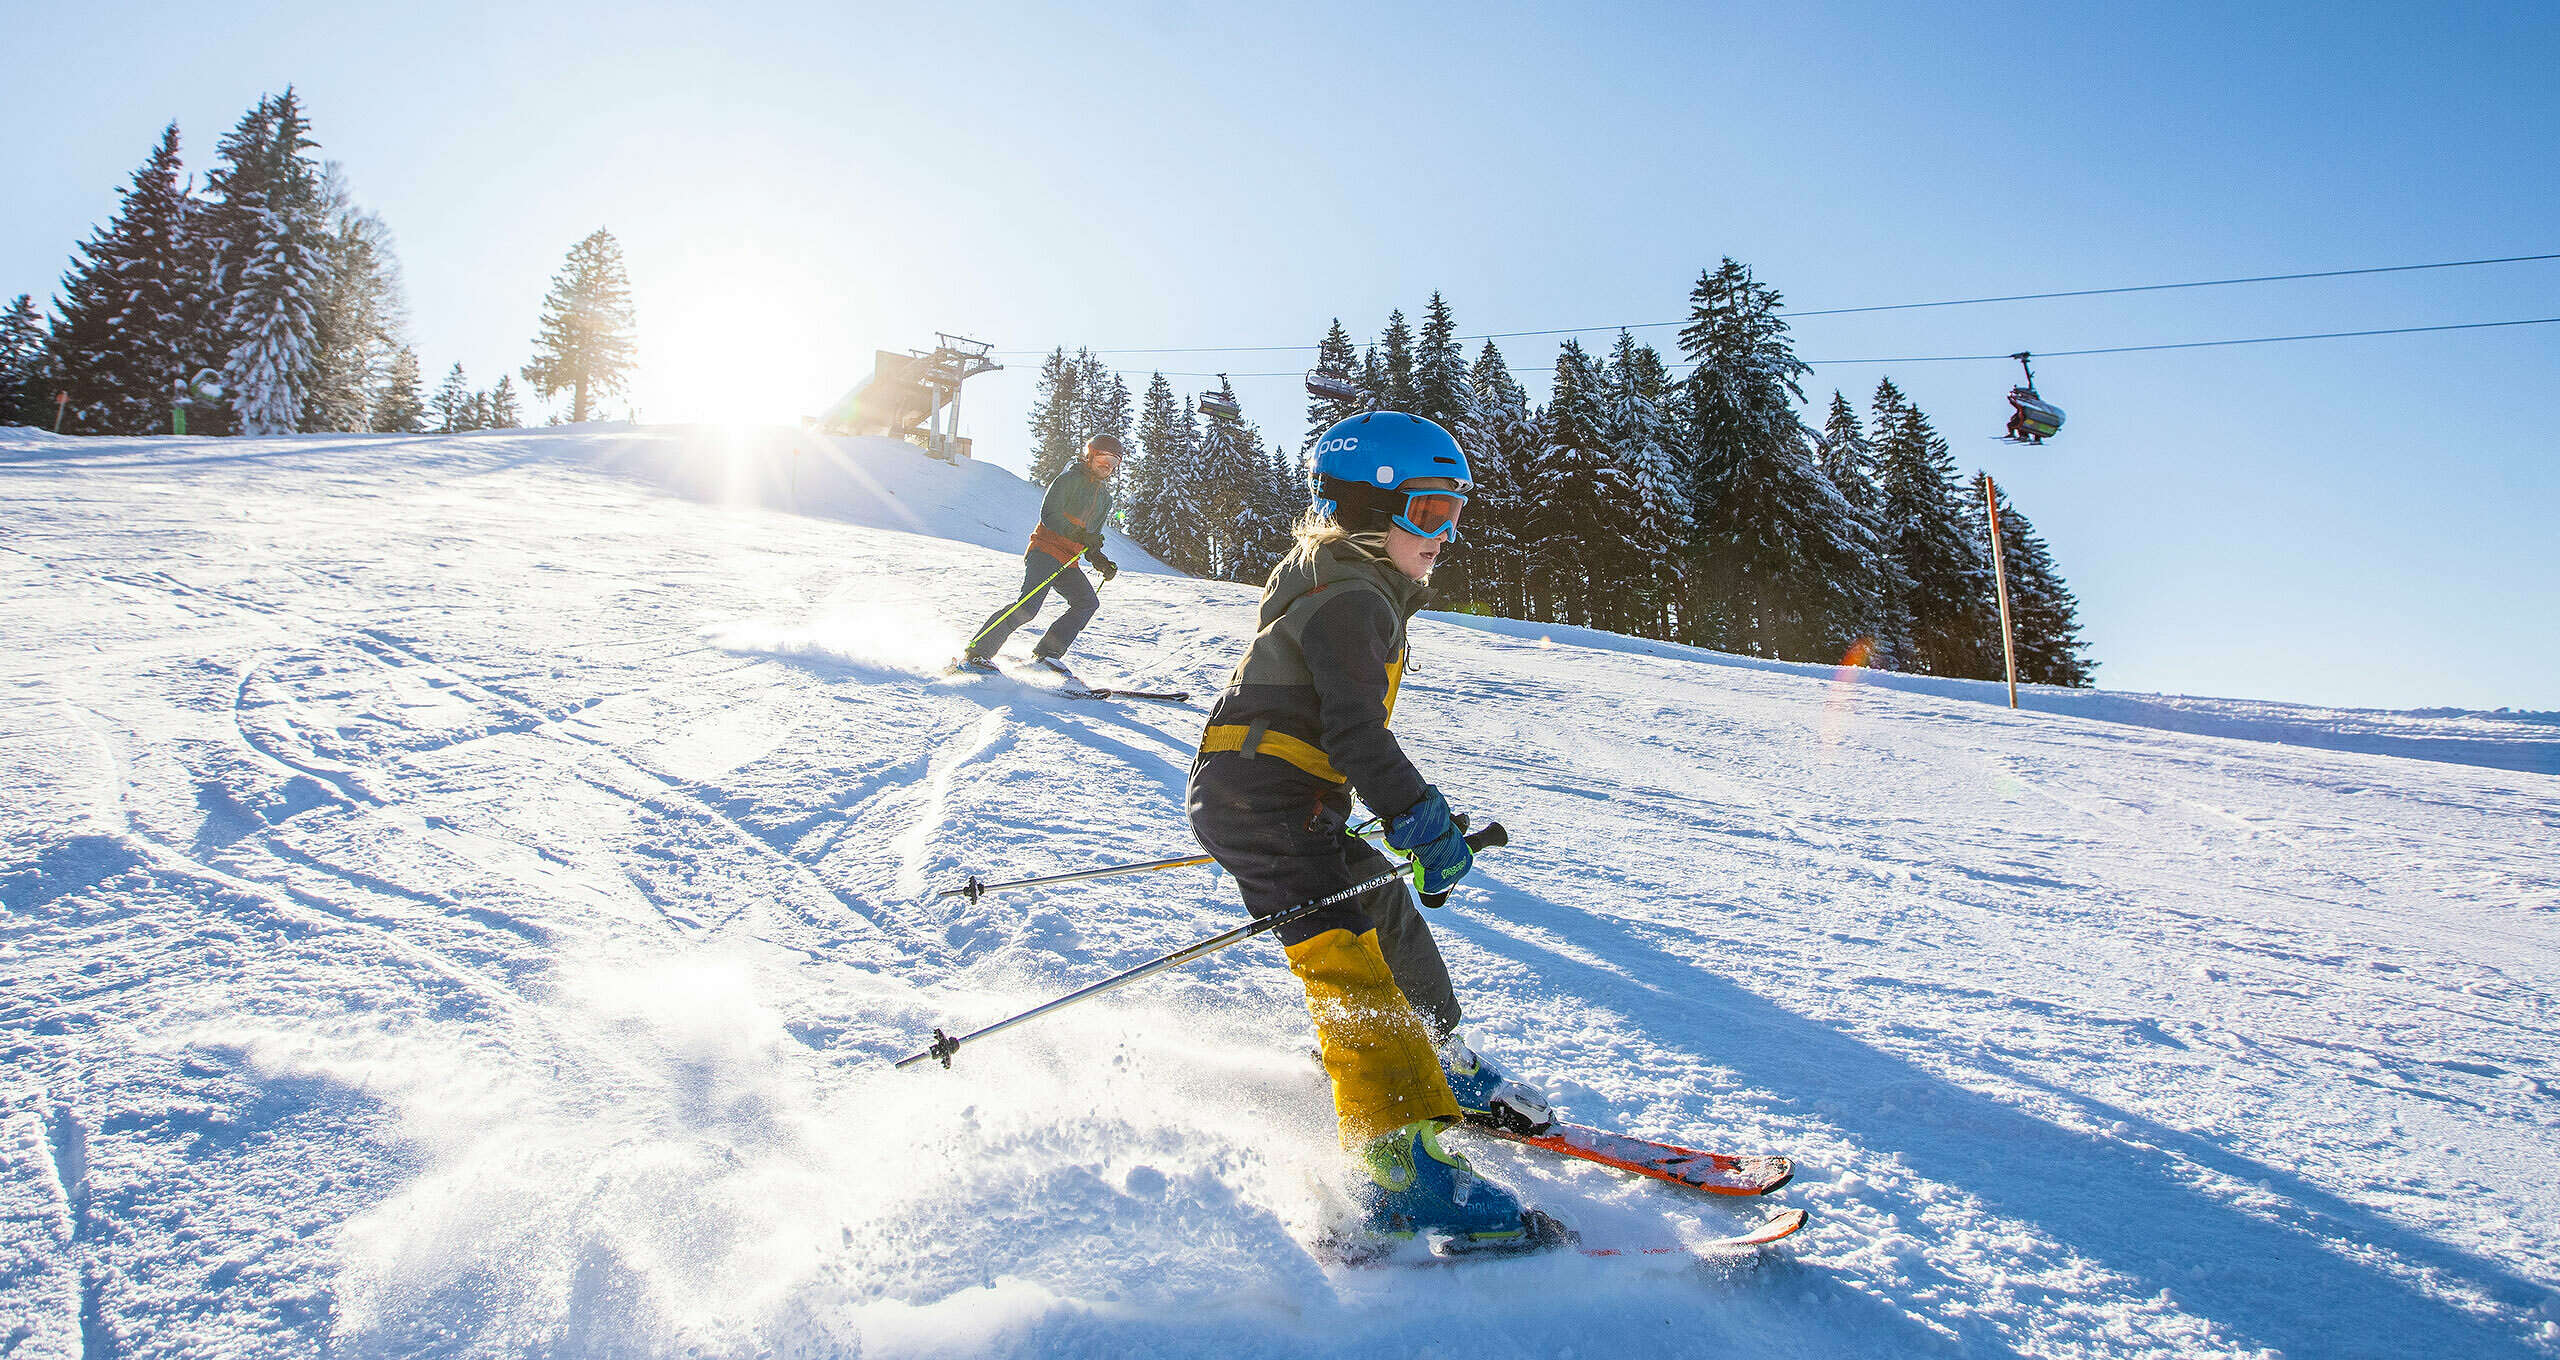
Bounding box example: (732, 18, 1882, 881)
(1999, 352, 2065, 444)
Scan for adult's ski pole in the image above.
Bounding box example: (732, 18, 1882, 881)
(962, 548, 1086, 656)
(896, 821, 1508, 1070)
(936, 820, 1389, 902)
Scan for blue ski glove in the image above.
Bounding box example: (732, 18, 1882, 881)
(1386, 786, 1471, 901)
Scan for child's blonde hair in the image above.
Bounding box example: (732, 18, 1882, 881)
(1282, 507, 1390, 572)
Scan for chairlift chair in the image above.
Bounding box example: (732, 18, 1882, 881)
(2001, 352, 2065, 444)
(1303, 370, 1366, 404)
(1198, 377, 1243, 420)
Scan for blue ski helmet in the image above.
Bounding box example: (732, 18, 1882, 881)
(1309, 412, 1474, 538)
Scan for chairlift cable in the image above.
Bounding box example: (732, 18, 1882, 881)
(989, 252, 2560, 358)
(1101, 315, 2560, 378)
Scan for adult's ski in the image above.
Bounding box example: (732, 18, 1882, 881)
(1465, 1119, 1794, 1197)
(939, 659, 1190, 704)
(1318, 1206, 1808, 1270)
(1012, 658, 1190, 704)
(1059, 686, 1191, 704)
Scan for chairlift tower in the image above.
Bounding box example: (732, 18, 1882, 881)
(914, 334, 1001, 461)
(818, 333, 1002, 461)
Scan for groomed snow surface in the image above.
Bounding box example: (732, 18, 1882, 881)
(2, 425, 2553, 1359)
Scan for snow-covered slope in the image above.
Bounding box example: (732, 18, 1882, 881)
(3, 426, 2553, 1359)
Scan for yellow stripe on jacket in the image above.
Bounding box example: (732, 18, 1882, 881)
(1196, 653, 1405, 785)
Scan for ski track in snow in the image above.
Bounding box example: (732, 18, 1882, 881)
(1, 425, 2555, 1359)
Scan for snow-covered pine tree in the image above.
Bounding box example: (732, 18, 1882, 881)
(1162, 397, 1221, 576)
(1452, 339, 1536, 618)
(1193, 376, 1278, 581)
(1969, 474, 2095, 687)
(1520, 339, 1631, 627)
(432, 363, 477, 432)
(1304, 318, 1362, 449)
(1122, 372, 1192, 569)
(1260, 440, 1305, 569)
(301, 164, 407, 432)
(1675, 258, 1885, 660)
(209, 91, 330, 436)
(371, 345, 425, 432)
(1072, 353, 1131, 462)
(0, 295, 47, 427)
(1412, 292, 1472, 437)
(1600, 331, 1688, 638)
(1377, 309, 1417, 413)
(1872, 378, 1998, 677)
(1358, 345, 1386, 413)
(486, 374, 521, 429)
(1819, 390, 1915, 667)
(520, 228, 637, 423)
(1024, 347, 1083, 484)
(45, 124, 201, 434)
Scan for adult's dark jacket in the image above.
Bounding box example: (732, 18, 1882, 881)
(1029, 461, 1113, 564)
(1192, 536, 1430, 822)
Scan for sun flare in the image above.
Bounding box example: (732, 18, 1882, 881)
(634, 246, 850, 427)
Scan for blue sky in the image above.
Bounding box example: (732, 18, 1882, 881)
(8, 2, 2555, 709)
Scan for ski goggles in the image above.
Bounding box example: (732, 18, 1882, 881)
(1390, 489, 1467, 541)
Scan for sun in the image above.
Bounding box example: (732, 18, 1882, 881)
(630, 244, 850, 427)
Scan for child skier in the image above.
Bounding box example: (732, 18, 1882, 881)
(1187, 412, 1553, 1255)
(960, 434, 1122, 673)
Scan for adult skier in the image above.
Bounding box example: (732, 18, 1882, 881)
(1187, 411, 1552, 1255)
(960, 434, 1123, 672)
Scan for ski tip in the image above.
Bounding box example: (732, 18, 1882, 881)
(1706, 1206, 1809, 1250)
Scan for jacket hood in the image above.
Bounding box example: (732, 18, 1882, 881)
(1258, 537, 1429, 631)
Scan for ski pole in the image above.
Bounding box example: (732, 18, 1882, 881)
(897, 821, 1508, 1070)
(937, 820, 1389, 902)
(963, 548, 1086, 656)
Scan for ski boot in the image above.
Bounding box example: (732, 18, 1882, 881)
(1342, 1118, 1565, 1259)
(1438, 1032, 1553, 1134)
(953, 654, 1000, 675)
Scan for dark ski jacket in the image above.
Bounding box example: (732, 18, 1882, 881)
(1029, 460, 1113, 564)
(1192, 537, 1431, 821)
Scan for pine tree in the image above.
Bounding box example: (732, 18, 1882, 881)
(1121, 372, 1183, 563)
(209, 91, 330, 436)
(1453, 340, 1535, 618)
(1377, 309, 1417, 412)
(1818, 390, 1914, 666)
(1260, 441, 1306, 568)
(1971, 475, 2095, 687)
(1025, 347, 1084, 484)
(301, 164, 407, 432)
(432, 363, 477, 432)
(1675, 258, 1884, 660)
(371, 345, 425, 432)
(1305, 318, 1362, 449)
(486, 374, 521, 428)
(46, 124, 201, 434)
(1601, 331, 1686, 637)
(1412, 292, 1471, 435)
(1872, 378, 1998, 677)
(1071, 352, 1131, 462)
(0, 295, 47, 427)
(520, 227, 637, 423)
(1358, 345, 1386, 411)
(1519, 339, 1631, 626)
(1194, 376, 1277, 581)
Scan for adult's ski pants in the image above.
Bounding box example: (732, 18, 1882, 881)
(970, 549, 1098, 662)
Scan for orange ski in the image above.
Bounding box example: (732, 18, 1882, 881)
(1471, 1120, 1794, 1197)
